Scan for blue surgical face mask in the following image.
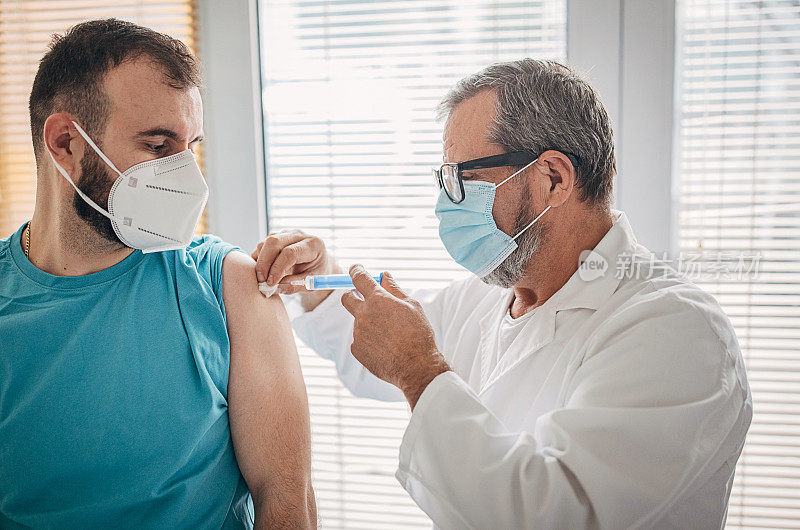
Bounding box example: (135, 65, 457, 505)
(435, 159, 551, 277)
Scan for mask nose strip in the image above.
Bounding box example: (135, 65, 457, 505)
(154, 161, 192, 176)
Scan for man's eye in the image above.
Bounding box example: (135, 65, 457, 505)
(147, 143, 166, 152)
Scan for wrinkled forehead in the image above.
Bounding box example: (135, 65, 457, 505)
(442, 88, 500, 163)
(101, 56, 203, 141)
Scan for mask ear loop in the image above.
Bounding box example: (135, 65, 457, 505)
(495, 157, 538, 189)
(47, 121, 124, 224)
(491, 156, 552, 240)
(71, 121, 125, 177)
(512, 205, 551, 241)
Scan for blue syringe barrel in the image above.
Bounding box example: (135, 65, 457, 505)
(306, 273, 384, 290)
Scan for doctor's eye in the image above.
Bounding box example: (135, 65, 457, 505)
(147, 143, 167, 153)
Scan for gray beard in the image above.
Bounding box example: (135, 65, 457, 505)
(481, 199, 549, 289)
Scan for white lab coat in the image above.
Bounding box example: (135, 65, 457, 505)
(291, 211, 752, 529)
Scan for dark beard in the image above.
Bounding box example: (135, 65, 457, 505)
(72, 148, 124, 247)
(481, 185, 549, 289)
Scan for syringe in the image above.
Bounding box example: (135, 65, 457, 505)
(259, 273, 384, 297)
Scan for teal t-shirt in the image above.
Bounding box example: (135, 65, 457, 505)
(0, 224, 253, 529)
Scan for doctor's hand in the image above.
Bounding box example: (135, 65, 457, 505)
(341, 264, 451, 410)
(251, 229, 341, 310)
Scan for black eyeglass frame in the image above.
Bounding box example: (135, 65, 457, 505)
(432, 150, 580, 204)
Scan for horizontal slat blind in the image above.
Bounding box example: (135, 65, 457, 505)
(675, 1, 800, 528)
(0, 0, 205, 238)
(258, 0, 566, 527)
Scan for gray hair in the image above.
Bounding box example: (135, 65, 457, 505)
(437, 59, 616, 207)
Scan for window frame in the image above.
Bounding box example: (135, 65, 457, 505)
(196, 0, 268, 250)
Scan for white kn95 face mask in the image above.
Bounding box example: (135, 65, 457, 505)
(49, 121, 209, 253)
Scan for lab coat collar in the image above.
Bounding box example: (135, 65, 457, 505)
(476, 210, 637, 393)
(551, 209, 637, 312)
(478, 289, 557, 392)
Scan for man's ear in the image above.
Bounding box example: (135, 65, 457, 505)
(43, 113, 81, 174)
(536, 149, 576, 207)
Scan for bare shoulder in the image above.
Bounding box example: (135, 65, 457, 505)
(221, 250, 288, 325)
(222, 250, 259, 293)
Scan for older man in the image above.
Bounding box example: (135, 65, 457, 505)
(255, 59, 752, 528)
(0, 19, 315, 529)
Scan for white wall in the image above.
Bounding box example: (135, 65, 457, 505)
(568, 0, 676, 254)
(197, 0, 266, 251)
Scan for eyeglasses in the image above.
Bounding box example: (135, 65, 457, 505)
(432, 150, 580, 204)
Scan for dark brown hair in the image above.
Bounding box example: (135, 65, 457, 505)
(29, 18, 201, 159)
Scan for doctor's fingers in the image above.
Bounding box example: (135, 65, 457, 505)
(349, 264, 381, 298)
(341, 289, 365, 316)
(380, 271, 410, 301)
(250, 241, 263, 262)
(254, 230, 307, 283)
(268, 241, 328, 286)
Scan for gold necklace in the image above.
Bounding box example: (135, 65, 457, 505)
(24, 221, 31, 257)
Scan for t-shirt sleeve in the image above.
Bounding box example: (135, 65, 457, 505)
(185, 234, 240, 317)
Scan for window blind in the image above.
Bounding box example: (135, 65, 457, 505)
(0, 0, 205, 238)
(675, 1, 800, 528)
(258, 0, 566, 527)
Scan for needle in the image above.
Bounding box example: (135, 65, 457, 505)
(258, 280, 303, 297)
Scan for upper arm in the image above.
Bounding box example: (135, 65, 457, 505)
(222, 251, 315, 526)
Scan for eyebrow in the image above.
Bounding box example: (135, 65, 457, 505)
(135, 128, 204, 144)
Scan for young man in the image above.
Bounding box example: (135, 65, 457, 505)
(0, 19, 315, 529)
